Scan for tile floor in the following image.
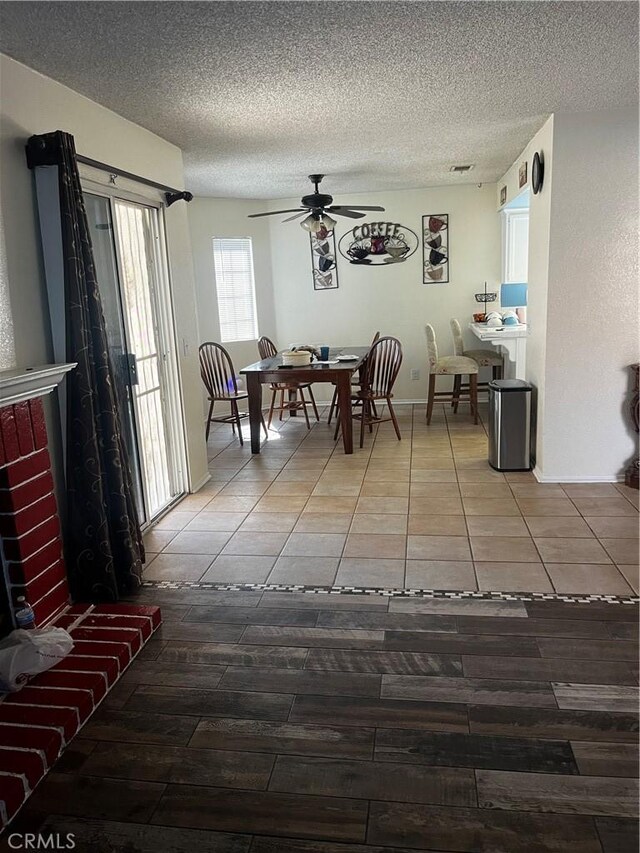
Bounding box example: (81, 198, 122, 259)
(17, 587, 639, 852)
(143, 403, 639, 596)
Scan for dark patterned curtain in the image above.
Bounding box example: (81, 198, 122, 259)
(26, 130, 144, 600)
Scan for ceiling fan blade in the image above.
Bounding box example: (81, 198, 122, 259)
(329, 205, 386, 212)
(331, 209, 367, 219)
(248, 208, 305, 218)
(283, 210, 309, 222)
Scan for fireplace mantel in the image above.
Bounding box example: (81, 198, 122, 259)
(0, 362, 76, 407)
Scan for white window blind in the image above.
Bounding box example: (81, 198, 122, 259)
(213, 237, 259, 343)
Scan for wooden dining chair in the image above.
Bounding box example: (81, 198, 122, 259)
(334, 336, 403, 448)
(257, 336, 319, 429)
(199, 342, 266, 445)
(425, 324, 478, 425)
(327, 331, 381, 425)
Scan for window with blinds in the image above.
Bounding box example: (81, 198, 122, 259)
(212, 237, 259, 343)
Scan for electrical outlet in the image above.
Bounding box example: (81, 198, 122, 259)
(410, 368, 420, 381)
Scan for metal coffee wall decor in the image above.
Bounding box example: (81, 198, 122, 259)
(422, 214, 449, 284)
(337, 221, 418, 266)
(310, 226, 339, 290)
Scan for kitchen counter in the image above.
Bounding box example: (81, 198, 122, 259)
(469, 323, 528, 380)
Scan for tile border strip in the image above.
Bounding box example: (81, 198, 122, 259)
(139, 580, 639, 606)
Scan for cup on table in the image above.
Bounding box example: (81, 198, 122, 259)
(319, 346, 330, 361)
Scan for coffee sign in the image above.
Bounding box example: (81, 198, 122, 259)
(338, 221, 418, 266)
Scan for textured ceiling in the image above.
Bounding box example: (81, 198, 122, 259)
(1, 2, 638, 198)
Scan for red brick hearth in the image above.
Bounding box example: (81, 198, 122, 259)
(0, 391, 162, 827)
(0, 602, 161, 827)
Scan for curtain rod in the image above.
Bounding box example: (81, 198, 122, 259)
(77, 155, 194, 206)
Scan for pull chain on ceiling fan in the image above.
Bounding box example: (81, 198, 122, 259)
(248, 174, 385, 232)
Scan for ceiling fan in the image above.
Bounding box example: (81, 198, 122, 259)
(248, 174, 385, 233)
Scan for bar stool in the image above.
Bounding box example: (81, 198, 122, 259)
(425, 324, 478, 425)
(450, 318, 503, 413)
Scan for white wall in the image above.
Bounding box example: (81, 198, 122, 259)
(187, 196, 276, 409)
(543, 109, 638, 481)
(498, 109, 639, 481)
(0, 55, 208, 491)
(268, 184, 501, 403)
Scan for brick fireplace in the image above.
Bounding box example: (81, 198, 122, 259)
(0, 364, 75, 634)
(0, 364, 162, 827)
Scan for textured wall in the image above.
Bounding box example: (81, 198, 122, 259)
(0, 54, 207, 492)
(543, 109, 639, 481)
(187, 196, 277, 410)
(268, 183, 502, 404)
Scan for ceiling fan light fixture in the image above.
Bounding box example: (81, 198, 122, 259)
(300, 212, 324, 233)
(320, 213, 337, 231)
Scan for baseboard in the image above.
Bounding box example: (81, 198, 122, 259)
(534, 466, 622, 484)
(190, 471, 212, 493)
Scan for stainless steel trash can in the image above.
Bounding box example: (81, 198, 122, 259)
(488, 379, 532, 471)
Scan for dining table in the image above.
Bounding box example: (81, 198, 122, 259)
(240, 347, 369, 454)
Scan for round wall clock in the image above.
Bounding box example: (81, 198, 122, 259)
(532, 151, 544, 194)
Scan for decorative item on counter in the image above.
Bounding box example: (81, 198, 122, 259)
(473, 312, 486, 322)
(485, 311, 503, 328)
(338, 221, 417, 266)
(310, 228, 339, 290)
(500, 282, 528, 323)
(474, 281, 497, 307)
(422, 214, 449, 283)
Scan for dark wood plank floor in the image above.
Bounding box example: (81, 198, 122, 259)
(11, 589, 639, 853)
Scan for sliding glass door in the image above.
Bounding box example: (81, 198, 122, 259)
(84, 191, 184, 525)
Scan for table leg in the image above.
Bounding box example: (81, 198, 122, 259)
(337, 373, 353, 454)
(246, 373, 263, 453)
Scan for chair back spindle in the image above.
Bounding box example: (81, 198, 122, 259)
(199, 342, 238, 399)
(258, 336, 278, 360)
(362, 336, 403, 397)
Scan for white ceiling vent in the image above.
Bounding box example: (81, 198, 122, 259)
(449, 165, 475, 173)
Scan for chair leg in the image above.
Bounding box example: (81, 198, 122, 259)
(426, 375, 436, 424)
(307, 386, 320, 421)
(388, 398, 402, 440)
(452, 375, 462, 413)
(232, 399, 244, 445)
(205, 400, 214, 441)
(299, 387, 311, 429)
(278, 388, 286, 420)
(327, 386, 338, 425)
(267, 388, 277, 429)
(333, 400, 342, 441)
(470, 374, 479, 425)
(261, 416, 268, 438)
(359, 398, 367, 448)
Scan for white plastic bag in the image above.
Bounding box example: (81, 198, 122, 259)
(0, 628, 74, 692)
